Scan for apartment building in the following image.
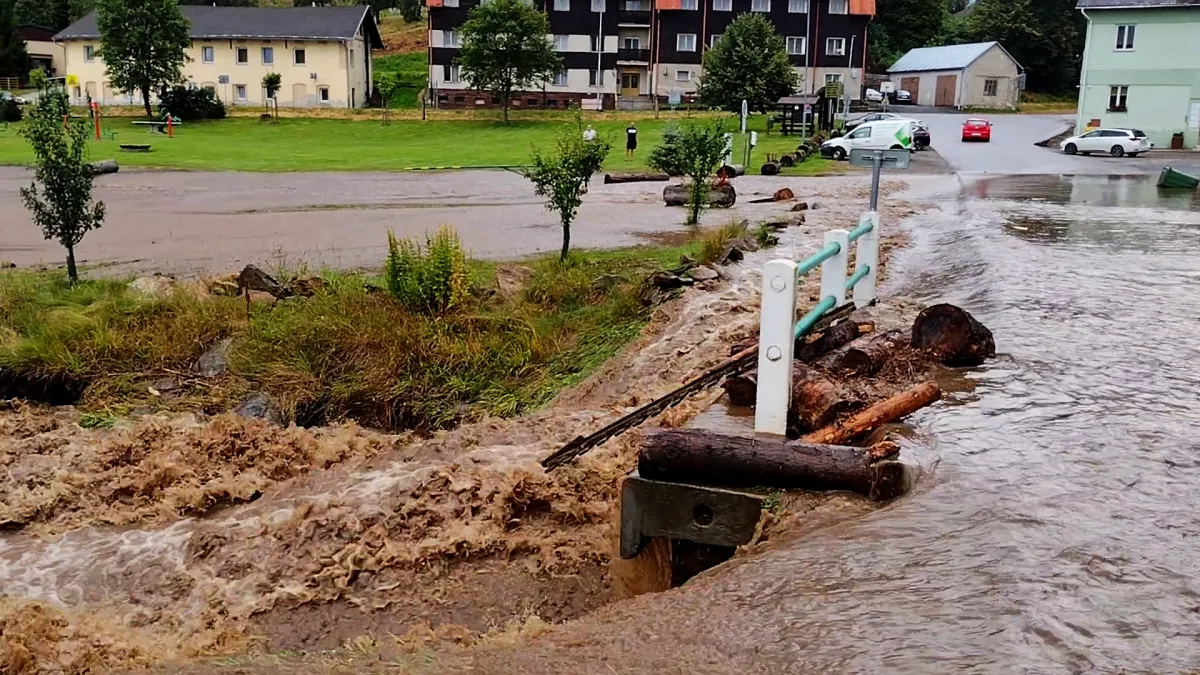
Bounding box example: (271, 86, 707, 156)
(428, 0, 874, 109)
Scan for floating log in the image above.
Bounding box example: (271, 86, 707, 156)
(911, 304, 995, 367)
(796, 319, 874, 362)
(792, 363, 861, 431)
(89, 159, 119, 175)
(825, 329, 910, 375)
(605, 171, 670, 184)
(716, 164, 745, 179)
(803, 382, 942, 446)
(760, 161, 781, 176)
(663, 182, 737, 208)
(639, 429, 907, 500)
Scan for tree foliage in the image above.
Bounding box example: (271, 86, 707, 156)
(398, 0, 420, 22)
(698, 13, 796, 113)
(0, 0, 31, 81)
(674, 121, 727, 226)
(870, 0, 949, 71)
(524, 126, 612, 260)
(385, 226, 469, 315)
(647, 124, 686, 177)
(457, 0, 560, 124)
(95, 0, 191, 117)
(375, 70, 400, 122)
(19, 90, 106, 284)
(14, 0, 52, 27)
(158, 85, 226, 119)
(968, 0, 1083, 94)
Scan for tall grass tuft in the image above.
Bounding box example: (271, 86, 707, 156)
(697, 219, 750, 266)
(385, 226, 469, 314)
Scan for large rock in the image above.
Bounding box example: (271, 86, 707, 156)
(196, 338, 232, 378)
(283, 275, 327, 298)
(127, 275, 176, 298)
(495, 265, 534, 299)
(234, 392, 284, 426)
(687, 265, 720, 282)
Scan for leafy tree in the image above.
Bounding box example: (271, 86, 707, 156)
(68, 0, 95, 23)
(262, 72, 281, 118)
(28, 65, 47, 91)
(524, 126, 612, 260)
(180, 0, 254, 4)
(19, 90, 106, 284)
(647, 124, 686, 176)
(95, 0, 191, 117)
(970, 0, 1083, 94)
(872, 0, 949, 68)
(15, 0, 53, 27)
(698, 13, 796, 113)
(675, 121, 727, 226)
(375, 70, 400, 123)
(0, 0, 31, 81)
(458, 0, 560, 124)
(398, 0, 420, 22)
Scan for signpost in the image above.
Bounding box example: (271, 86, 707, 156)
(740, 99, 748, 133)
(848, 148, 910, 211)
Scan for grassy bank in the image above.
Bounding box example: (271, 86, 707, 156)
(0, 236, 733, 429)
(0, 114, 843, 175)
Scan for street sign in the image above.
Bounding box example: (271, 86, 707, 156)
(668, 90, 681, 107)
(848, 148, 911, 170)
(880, 81, 895, 94)
(825, 82, 843, 99)
(740, 99, 748, 133)
(66, 74, 79, 86)
(218, 75, 230, 84)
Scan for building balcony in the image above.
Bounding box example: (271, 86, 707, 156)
(618, 9, 651, 24)
(617, 48, 650, 63)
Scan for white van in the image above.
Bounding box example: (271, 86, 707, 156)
(820, 120, 915, 161)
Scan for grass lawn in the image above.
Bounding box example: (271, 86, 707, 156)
(373, 52, 428, 109)
(0, 113, 843, 175)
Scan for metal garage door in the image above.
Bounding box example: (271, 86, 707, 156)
(935, 75, 958, 107)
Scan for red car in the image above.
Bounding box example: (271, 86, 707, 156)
(962, 118, 992, 142)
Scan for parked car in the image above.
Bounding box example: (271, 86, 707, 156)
(961, 118, 992, 142)
(821, 120, 916, 160)
(864, 88, 884, 103)
(889, 89, 913, 104)
(1060, 128, 1152, 157)
(844, 112, 924, 133)
(913, 122, 931, 150)
(0, 91, 28, 105)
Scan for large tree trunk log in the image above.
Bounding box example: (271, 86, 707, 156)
(796, 319, 874, 362)
(823, 329, 910, 375)
(803, 382, 942, 445)
(721, 373, 757, 407)
(792, 363, 860, 430)
(639, 429, 906, 500)
(605, 171, 671, 184)
(911, 304, 995, 367)
(663, 182, 737, 207)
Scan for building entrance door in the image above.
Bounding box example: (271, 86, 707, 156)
(621, 72, 641, 97)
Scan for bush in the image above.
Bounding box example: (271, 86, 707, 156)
(647, 124, 685, 176)
(0, 99, 22, 123)
(385, 226, 469, 314)
(157, 86, 226, 120)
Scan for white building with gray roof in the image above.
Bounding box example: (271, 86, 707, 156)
(887, 41, 1022, 110)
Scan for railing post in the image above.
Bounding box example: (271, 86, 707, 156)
(820, 229, 850, 307)
(853, 211, 880, 308)
(754, 259, 798, 437)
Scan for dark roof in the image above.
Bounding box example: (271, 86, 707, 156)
(17, 24, 58, 41)
(55, 6, 383, 47)
(1077, 0, 1200, 7)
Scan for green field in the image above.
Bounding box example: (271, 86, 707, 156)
(373, 52, 429, 109)
(0, 114, 842, 174)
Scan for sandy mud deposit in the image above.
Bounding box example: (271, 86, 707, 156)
(1, 175, 930, 673)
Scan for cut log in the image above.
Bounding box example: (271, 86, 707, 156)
(791, 363, 861, 430)
(803, 382, 942, 446)
(663, 182, 737, 208)
(760, 161, 781, 176)
(796, 319, 874, 362)
(605, 171, 671, 184)
(639, 429, 907, 500)
(780, 154, 796, 168)
(911, 304, 995, 367)
(825, 329, 910, 375)
(716, 164, 745, 179)
(721, 373, 757, 407)
(89, 159, 119, 176)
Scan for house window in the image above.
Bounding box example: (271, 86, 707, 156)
(1109, 85, 1128, 111)
(786, 36, 805, 55)
(750, 0, 769, 11)
(623, 36, 641, 49)
(318, 86, 330, 104)
(262, 47, 274, 65)
(553, 70, 568, 86)
(234, 84, 247, 100)
(554, 0, 569, 10)
(675, 69, 691, 81)
(681, 0, 698, 8)
(201, 46, 214, 63)
(294, 48, 307, 65)
(444, 0, 459, 5)
(825, 73, 843, 85)
(592, 0, 604, 10)
(1115, 24, 1135, 51)
(713, 0, 731, 9)
(589, 69, 604, 85)
(553, 34, 569, 50)
(983, 78, 997, 96)
(677, 33, 697, 51)
(350, 49, 355, 63)
(444, 30, 461, 47)
(710, 33, 722, 47)
(84, 45, 95, 62)
(829, 0, 847, 13)
(445, 64, 460, 82)
(826, 37, 846, 56)
(788, 0, 807, 11)
(236, 47, 249, 65)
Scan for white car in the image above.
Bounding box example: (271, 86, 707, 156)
(864, 88, 884, 103)
(845, 112, 924, 133)
(1060, 128, 1153, 157)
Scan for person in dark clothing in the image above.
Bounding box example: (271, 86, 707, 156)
(625, 122, 638, 160)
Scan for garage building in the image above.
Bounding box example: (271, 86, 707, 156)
(887, 41, 1022, 110)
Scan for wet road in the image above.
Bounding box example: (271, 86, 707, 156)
(469, 172, 1200, 673)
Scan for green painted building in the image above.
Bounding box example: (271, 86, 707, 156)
(1076, 0, 1200, 149)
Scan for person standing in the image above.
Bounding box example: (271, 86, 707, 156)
(625, 122, 638, 160)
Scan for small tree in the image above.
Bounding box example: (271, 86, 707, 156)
(676, 121, 728, 226)
(262, 72, 281, 118)
(28, 66, 48, 92)
(96, 0, 191, 118)
(376, 71, 400, 124)
(647, 124, 686, 176)
(524, 128, 611, 261)
(19, 90, 106, 283)
(458, 0, 560, 124)
(699, 13, 797, 113)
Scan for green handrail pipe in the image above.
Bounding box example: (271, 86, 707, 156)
(845, 264, 870, 290)
(793, 295, 837, 340)
(847, 220, 874, 243)
(796, 241, 842, 276)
